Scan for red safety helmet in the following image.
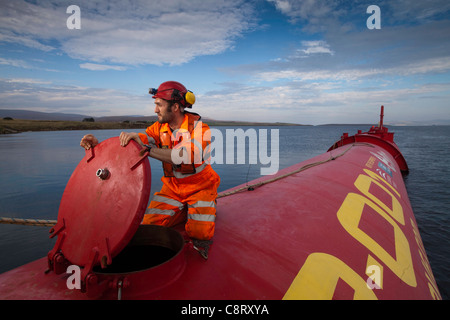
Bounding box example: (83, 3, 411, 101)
(149, 81, 195, 108)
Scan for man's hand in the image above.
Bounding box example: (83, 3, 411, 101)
(119, 132, 141, 147)
(80, 134, 99, 150)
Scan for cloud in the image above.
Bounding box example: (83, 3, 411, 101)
(296, 40, 334, 56)
(1, 0, 449, 126)
(0, 0, 256, 66)
(79, 63, 127, 71)
(222, 14, 450, 84)
(268, 0, 450, 28)
(0, 33, 55, 52)
(0, 77, 150, 116)
(4, 78, 52, 85)
(267, 0, 352, 33)
(0, 57, 32, 69)
(385, 0, 450, 24)
(0, 56, 61, 72)
(196, 80, 450, 124)
(208, 0, 450, 124)
(268, 0, 291, 13)
(254, 56, 450, 83)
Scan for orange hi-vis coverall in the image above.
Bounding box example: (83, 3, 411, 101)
(138, 111, 220, 240)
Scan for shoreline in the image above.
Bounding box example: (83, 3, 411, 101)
(0, 119, 305, 134)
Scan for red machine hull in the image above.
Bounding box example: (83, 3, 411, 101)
(0, 110, 442, 300)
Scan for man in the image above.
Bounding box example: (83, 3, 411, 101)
(80, 81, 220, 255)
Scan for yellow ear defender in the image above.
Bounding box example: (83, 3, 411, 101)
(185, 90, 196, 106)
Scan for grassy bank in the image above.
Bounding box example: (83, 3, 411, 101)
(0, 118, 303, 134)
(0, 119, 151, 134)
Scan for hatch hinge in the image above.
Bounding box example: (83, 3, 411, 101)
(47, 219, 69, 274)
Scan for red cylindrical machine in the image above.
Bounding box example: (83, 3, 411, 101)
(0, 108, 442, 300)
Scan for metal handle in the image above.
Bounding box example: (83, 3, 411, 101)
(96, 168, 110, 180)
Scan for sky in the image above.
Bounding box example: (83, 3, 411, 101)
(0, 0, 449, 125)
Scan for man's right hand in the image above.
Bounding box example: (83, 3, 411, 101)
(80, 134, 99, 150)
(119, 132, 141, 147)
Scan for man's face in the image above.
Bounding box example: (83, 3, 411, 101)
(154, 98, 174, 124)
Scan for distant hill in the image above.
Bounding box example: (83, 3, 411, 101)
(0, 109, 303, 126)
(0, 109, 90, 121)
(0, 109, 155, 122)
(2, 109, 448, 126)
(386, 120, 450, 126)
(94, 115, 159, 122)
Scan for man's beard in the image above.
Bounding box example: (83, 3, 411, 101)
(158, 106, 173, 124)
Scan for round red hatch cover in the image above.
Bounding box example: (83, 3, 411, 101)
(56, 137, 151, 268)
